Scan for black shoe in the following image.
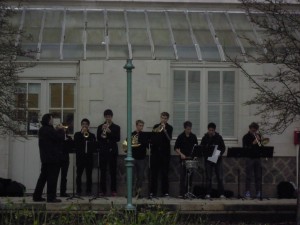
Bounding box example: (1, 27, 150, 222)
(33, 197, 46, 202)
(47, 198, 62, 203)
(60, 193, 70, 197)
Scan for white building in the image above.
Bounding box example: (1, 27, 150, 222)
(0, 0, 298, 196)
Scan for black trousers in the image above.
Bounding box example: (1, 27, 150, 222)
(205, 158, 224, 196)
(33, 162, 60, 200)
(60, 160, 69, 194)
(76, 161, 93, 194)
(150, 154, 170, 196)
(99, 153, 117, 194)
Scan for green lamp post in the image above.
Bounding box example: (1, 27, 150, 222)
(124, 59, 135, 211)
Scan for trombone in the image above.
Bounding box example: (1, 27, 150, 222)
(101, 121, 109, 139)
(82, 127, 89, 138)
(152, 123, 171, 141)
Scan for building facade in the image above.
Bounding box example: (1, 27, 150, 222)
(0, 0, 298, 197)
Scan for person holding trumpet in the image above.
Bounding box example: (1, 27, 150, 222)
(97, 109, 120, 196)
(33, 113, 66, 203)
(150, 112, 173, 198)
(74, 118, 96, 196)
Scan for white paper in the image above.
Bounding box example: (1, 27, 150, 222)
(207, 145, 221, 163)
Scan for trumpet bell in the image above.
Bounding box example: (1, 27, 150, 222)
(83, 132, 89, 138)
(262, 138, 270, 145)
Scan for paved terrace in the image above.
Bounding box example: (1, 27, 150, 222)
(0, 196, 297, 223)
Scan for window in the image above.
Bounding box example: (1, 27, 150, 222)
(16, 83, 41, 135)
(49, 83, 75, 134)
(15, 81, 76, 135)
(172, 68, 236, 139)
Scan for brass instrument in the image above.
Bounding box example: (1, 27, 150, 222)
(82, 127, 89, 138)
(153, 124, 164, 132)
(122, 134, 141, 153)
(101, 121, 109, 139)
(254, 132, 270, 146)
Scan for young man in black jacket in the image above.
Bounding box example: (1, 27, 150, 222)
(74, 118, 96, 196)
(33, 113, 65, 203)
(97, 109, 120, 196)
(150, 112, 173, 198)
(243, 122, 262, 199)
(174, 121, 198, 198)
(200, 122, 226, 199)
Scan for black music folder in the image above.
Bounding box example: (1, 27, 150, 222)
(192, 145, 215, 158)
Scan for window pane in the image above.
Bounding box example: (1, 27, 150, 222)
(208, 71, 220, 102)
(222, 105, 234, 137)
(188, 103, 200, 137)
(28, 110, 40, 135)
(208, 105, 220, 130)
(50, 84, 62, 108)
(28, 84, 41, 108)
(63, 83, 75, 108)
(63, 110, 74, 134)
(16, 84, 27, 108)
(49, 110, 62, 126)
(223, 71, 235, 102)
(173, 103, 185, 137)
(173, 70, 185, 101)
(188, 71, 200, 102)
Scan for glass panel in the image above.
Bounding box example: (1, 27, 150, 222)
(27, 110, 40, 135)
(223, 71, 235, 102)
(28, 83, 41, 108)
(188, 71, 200, 102)
(23, 10, 44, 44)
(188, 103, 200, 137)
(15, 84, 27, 108)
(50, 83, 62, 108)
(173, 70, 185, 101)
(173, 103, 185, 137)
(208, 105, 220, 131)
(49, 110, 62, 126)
(63, 83, 75, 108)
(108, 11, 127, 52)
(63, 110, 74, 134)
(222, 105, 234, 137)
(208, 71, 220, 102)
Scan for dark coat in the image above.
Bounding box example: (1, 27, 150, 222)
(200, 132, 226, 158)
(38, 125, 65, 164)
(74, 131, 96, 165)
(97, 122, 120, 156)
(151, 123, 173, 156)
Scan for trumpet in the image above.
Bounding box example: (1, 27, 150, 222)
(153, 124, 165, 132)
(101, 121, 109, 139)
(82, 127, 89, 138)
(122, 134, 141, 153)
(253, 132, 270, 146)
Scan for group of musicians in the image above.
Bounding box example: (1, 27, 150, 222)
(32, 110, 263, 203)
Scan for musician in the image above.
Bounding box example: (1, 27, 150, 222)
(200, 122, 226, 199)
(33, 113, 65, 203)
(74, 118, 96, 196)
(150, 112, 173, 198)
(59, 130, 73, 197)
(97, 109, 120, 197)
(174, 121, 198, 198)
(131, 120, 148, 198)
(243, 122, 262, 199)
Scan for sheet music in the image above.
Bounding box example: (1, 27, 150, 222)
(207, 145, 221, 163)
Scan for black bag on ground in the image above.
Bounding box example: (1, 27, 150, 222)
(277, 181, 296, 199)
(0, 178, 26, 197)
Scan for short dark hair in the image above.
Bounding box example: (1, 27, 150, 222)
(207, 122, 216, 130)
(161, 112, 170, 119)
(41, 113, 52, 126)
(136, 120, 144, 125)
(81, 118, 90, 126)
(249, 122, 259, 130)
(104, 109, 113, 117)
(183, 121, 192, 129)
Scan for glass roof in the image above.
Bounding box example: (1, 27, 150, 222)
(11, 8, 265, 62)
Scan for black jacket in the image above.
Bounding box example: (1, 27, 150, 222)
(151, 123, 173, 156)
(131, 131, 148, 160)
(97, 122, 120, 156)
(200, 132, 226, 159)
(60, 135, 74, 162)
(242, 132, 261, 158)
(38, 125, 65, 164)
(74, 131, 96, 165)
(174, 132, 198, 159)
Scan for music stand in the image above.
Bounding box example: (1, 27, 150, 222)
(227, 147, 246, 200)
(89, 141, 108, 202)
(66, 144, 83, 201)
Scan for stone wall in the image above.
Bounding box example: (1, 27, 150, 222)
(89, 155, 296, 198)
